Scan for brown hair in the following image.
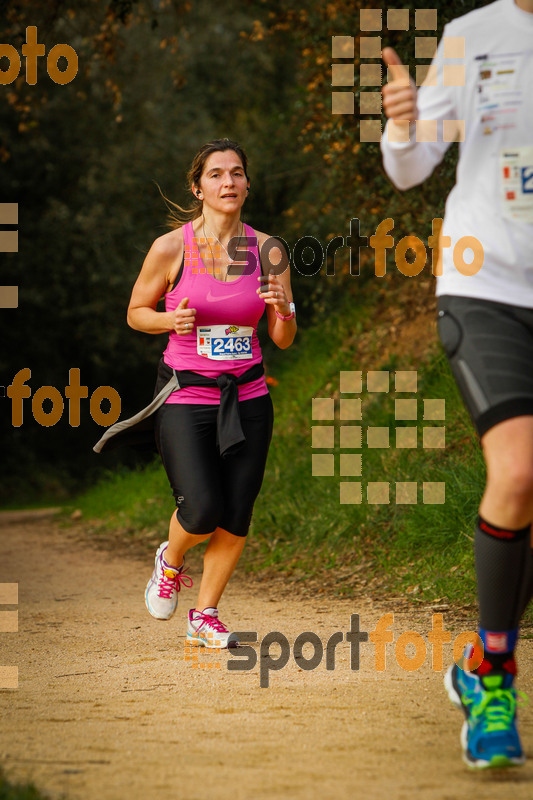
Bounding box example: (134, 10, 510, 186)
(162, 138, 249, 229)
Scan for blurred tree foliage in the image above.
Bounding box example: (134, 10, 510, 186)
(0, 0, 487, 499)
(257, 0, 487, 314)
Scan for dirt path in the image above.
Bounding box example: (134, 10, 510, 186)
(0, 514, 532, 800)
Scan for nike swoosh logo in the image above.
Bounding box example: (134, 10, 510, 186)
(206, 290, 242, 302)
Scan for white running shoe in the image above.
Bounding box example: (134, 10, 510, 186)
(187, 607, 239, 649)
(145, 542, 193, 620)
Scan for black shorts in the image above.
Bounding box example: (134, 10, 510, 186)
(437, 295, 533, 437)
(154, 393, 273, 537)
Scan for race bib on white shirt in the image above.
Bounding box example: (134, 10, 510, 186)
(197, 325, 253, 360)
(500, 147, 533, 223)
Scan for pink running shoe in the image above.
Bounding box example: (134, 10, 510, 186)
(187, 607, 239, 649)
(145, 541, 193, 620)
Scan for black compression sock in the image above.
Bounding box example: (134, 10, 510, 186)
(519, 549, 533, 616)
(475, 516, 530, 632)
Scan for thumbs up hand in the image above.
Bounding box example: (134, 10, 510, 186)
(172, 296, 197, 335)
(381, 47, 418, 125)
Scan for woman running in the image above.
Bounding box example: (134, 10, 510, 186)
(127, 139, 296, 648)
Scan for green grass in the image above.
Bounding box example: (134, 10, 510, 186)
(0, 770, 55, 800)
(244, 339, 484, 607)
(0, 499, 65, 512)
(66, 284, 531, 619)
(67, 462, 170, 528)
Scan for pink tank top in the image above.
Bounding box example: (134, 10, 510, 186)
(163, 221, 268, 404)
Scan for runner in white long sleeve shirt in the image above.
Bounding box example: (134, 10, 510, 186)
(381, 0, 533, 770)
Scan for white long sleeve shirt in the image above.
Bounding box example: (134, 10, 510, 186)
(381, 0, 533, 306)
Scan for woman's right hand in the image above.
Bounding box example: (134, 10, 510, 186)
(382, 47, 418, 124)
(171, 297, 197, 335)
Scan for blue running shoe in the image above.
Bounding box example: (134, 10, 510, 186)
(444, 662, 527, 768)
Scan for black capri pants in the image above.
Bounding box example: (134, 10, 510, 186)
(437, 295, 533, 438)
(154, 393, 274, 537)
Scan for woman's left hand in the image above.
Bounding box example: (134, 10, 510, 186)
(257, 272, 291, 317)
